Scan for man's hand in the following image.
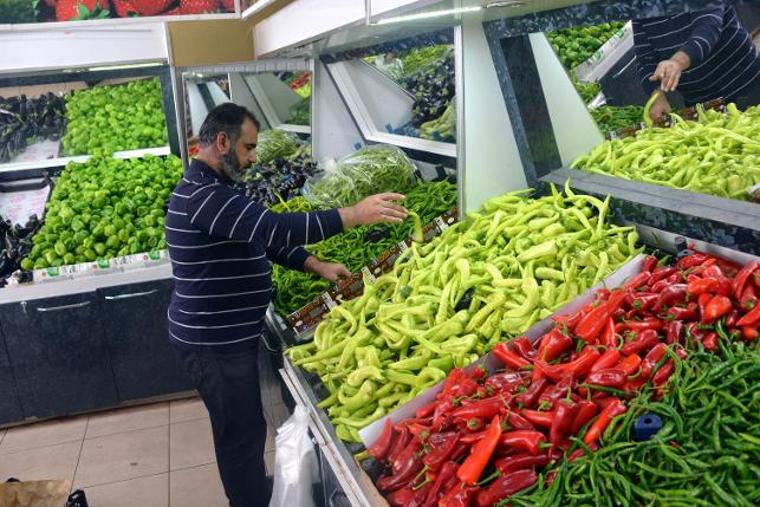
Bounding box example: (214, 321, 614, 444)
(339, 193, 408, 228)
(650, 51, 690, 92)
(304, 257, 351, 282)
(648, 92, 672, 123)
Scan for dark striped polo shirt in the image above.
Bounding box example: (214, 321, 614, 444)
(633, 2, 760, 104)
(166, 159, 343, 352)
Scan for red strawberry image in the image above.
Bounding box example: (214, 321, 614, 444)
(180, 0, 218, 14)
(220, 0, 235, 11)
(55, 0, 111, 20)
(112, 0, 173, 17)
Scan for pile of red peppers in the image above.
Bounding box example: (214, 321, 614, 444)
(367, 252, 760, 506)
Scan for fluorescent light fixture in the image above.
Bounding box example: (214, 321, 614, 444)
(82, 62, 163, 72)
(375, 6, 482, 25)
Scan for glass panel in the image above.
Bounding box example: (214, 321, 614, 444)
(339, 41, 456, 143)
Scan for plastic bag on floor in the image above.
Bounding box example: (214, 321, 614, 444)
(0, 479, 72, 507)
(269, 406, 319, 507)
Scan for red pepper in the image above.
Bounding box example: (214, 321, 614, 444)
(701, 332, 719, 351)
(492, 343, 531, 370)
(737, 302, 760, 327)
(741, 284, 757, 311)
(569, 400, 598, 435)
(457, 415, 501, 486)
(698, 292, 712, 319)
(387, 425, 412, 465)
(589, 348, 621, 374)
(643, 255, 658, 273)
(438, 484, 479, 507)
(656, 284, 688, 309)
(624, 271, 652, 291)
(653, 347, 688, 398)
(574, 290, 626, 343)
(666, 320, 685, 345)
(387, 487, 416, 506)
(651, 266, 678, 283)
(512, 336, 536, 361)
(702, 295, 733, 324)
(620, 329, 659, 356)
(733, 262, 759, 298)
(506, 411, 535, 431)
(369, 419, 395, 461)
(637, 343, 668, 380)
(451, 397, 505, 421)
(537, 375, 573, 410)
(377, 457, 423, 493)
(583, 398, 627, 445)
(567, 442, 599, 462)
(650, 274, 681, 294)
(618, 318, 663, 332)
(537, 327, 573, 362)
(743, 326, 759, 342)
(393, 438, 422, 476)
(423, 431, 460, 472)
(536, 347, 601, 381)
(424, 461, 459, 506)
(676, 253, 708, 270)
(485, 371, 529, 395)
(515, 377, 548, 409)
(687, 277, 720, 296)
(494, 453, 551, 475)
(554, 304, 590, 329)
(498, 430, 547, 455)
(409, 422, 432, 441)
(475, 469, 538, 507)
(726, 310, 741, 328)
(442, 369, 480, 399)
(520, 409, 553, 429)
(471, 365, 488, 381)
(702, 265, 732, 296)
(550, 399, 577, 444)
(584, 369, 627, 388)
(600, 317, 618, 348)
(416, 402, 437, 420)
(615, 354, 642, 375)
(626, 291, 660, 313)
(666, 303, 698, 321)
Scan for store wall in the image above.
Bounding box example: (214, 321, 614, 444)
(168, 19, 256, 67)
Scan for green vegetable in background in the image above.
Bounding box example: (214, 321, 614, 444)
(271, 181, 457, 316)
(0, 0, 36, 23)
(573, 103, 760, 202)
(63, 78, 167, 156)
(288, 183, 642, 440)
(255, 129, 301, 165)
(304, 145, 417, 208)
(419, 100, 456, 143)
(547, 22, 625, 70)
(25, 155, 182, 269)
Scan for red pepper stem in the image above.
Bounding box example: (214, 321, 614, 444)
(476, 469, 502, 487)
(413, 465, 429, 484)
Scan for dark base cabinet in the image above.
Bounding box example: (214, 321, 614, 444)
(1, 291, 119, 419)
(0, 277, 192, 425)
(98, 279, 192, 402)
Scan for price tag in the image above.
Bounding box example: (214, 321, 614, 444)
(435, 216, 449, 231)
(361, 266, 377, 284)
(321, 292, 337, 310)
(398, 240, 409, 252)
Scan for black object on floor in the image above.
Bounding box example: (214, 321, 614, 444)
(66, 490, 89, 507)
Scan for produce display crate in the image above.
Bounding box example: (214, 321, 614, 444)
(278, 252, 648, 506)
(285, 207, 459, 336)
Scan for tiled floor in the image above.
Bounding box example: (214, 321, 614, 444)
(0, 370, 291, 507)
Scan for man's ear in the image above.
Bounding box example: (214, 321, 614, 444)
(216, 132, 230, 154)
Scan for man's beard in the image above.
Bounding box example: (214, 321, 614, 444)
(220, 150, 245, 183)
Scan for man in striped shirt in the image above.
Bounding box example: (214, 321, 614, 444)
(633, 1, 760, 121)
(166, 103, 407, 506)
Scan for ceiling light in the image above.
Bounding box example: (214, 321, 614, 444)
(374, 6, 482, 25)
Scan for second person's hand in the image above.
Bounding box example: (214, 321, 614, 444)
(339, 193, 408, 228)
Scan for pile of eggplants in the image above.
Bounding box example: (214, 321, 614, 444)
(237, 152, 322, 206)
(0, 214, 42, 286)
(0, 93, 67, 163)
(400, 48, 455, 127)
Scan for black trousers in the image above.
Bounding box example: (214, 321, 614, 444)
(177, 345, 271, 507)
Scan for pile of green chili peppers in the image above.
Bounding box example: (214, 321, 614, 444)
(573, 103, 760, 202)
(590, 105, 645, 135)
(270, 181, 457, 316)
(288, 183, 642, 442)
(507, 341, 760, 507)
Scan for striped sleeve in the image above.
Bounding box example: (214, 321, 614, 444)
(632, 21, 659, 96)
(268, 245, 312, 271)
(186, 184, 344, 247)
(682, 7, 725, 68)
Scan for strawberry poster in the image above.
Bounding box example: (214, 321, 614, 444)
(0, 0, 236, 24)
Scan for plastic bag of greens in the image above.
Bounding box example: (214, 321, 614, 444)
(256, 129, 301, 165)
(269, 406, 319, 507)
(303, 144, 417, 208)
